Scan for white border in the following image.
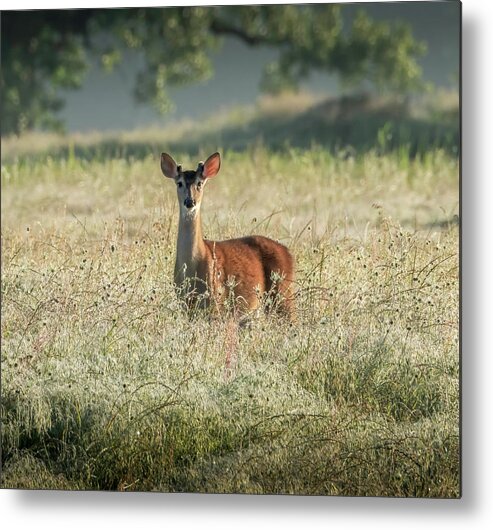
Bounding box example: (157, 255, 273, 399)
(2, 0, 493, 529)
(1, 0, 387, 9)
(0, 0, 462, 9)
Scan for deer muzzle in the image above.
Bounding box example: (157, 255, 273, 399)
(184, 197, 196, 209)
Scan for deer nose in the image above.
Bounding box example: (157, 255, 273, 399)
(184, 197, 195, 209)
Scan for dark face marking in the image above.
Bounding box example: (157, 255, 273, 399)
(177, 169, 205, 210)
(182, 170, 198, 186)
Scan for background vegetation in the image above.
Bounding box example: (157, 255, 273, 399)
(1, 5, 427, 134)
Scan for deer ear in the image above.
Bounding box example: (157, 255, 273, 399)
(202, 152, 221, 179)
(161, 153, 179, 179)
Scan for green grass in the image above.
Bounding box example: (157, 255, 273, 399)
(1, 90, 459, 163)
(1, 99, 459, 496)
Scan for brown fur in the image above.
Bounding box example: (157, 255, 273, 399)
(203, 235, 295, 317)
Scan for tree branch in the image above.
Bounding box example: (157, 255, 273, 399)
(209, 18, 286, 47)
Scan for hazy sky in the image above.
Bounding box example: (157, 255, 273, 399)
(59, 2, 460, 132)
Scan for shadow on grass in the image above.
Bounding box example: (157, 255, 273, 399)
(4, 94, 460, 164)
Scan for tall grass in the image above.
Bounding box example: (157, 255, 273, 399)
(1, 137, 459, 496)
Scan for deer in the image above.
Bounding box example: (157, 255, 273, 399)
(160, 151, 295, 319)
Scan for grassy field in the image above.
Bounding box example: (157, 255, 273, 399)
(1, 96, 459, 496)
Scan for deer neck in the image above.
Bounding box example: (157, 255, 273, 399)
(175, 208, 207, 281)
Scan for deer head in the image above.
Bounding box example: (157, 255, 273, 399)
(161, 152, 221, 218)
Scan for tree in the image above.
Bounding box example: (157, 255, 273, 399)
(0, 5, 426, 135)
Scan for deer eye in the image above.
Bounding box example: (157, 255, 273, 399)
(196, 181, 202, 190)
(177, 182, 183, 188)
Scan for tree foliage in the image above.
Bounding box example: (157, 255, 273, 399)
(1, 6, 426, 134)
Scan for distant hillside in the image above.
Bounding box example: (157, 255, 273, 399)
(3, 90, 459, 163)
